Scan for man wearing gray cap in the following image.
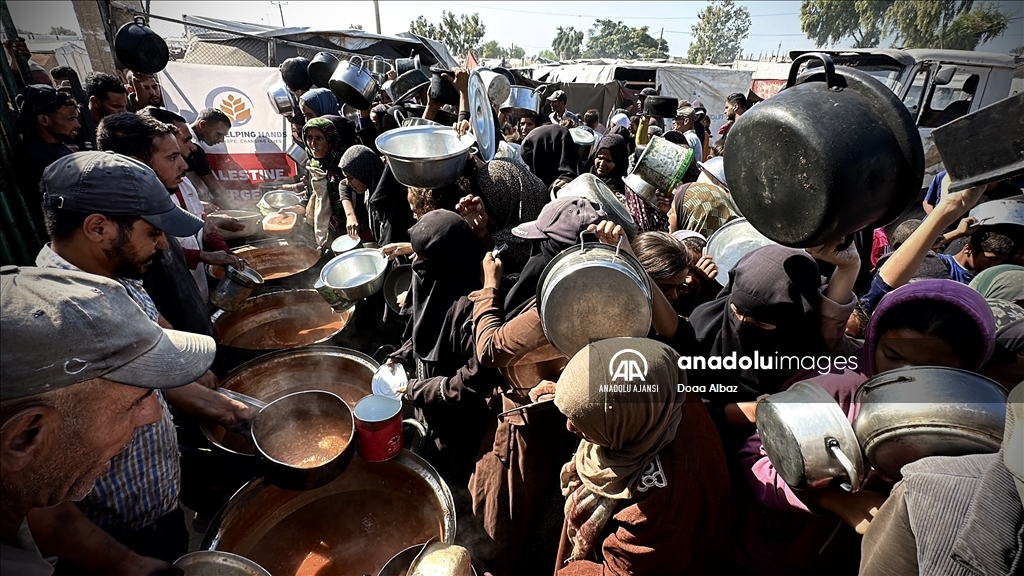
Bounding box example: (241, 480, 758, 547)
(672, 106, 703, 163)
(27, 151, 252, 572)
(547, 90, 579, 128)
(0, 266, 216, 575)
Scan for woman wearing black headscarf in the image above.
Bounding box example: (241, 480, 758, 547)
(339, 144, 384, 243)
(590, 134, 629, 195)
(521, 124, 579, 190)
(390, 210, 501, 485)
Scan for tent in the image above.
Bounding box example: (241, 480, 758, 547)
(734, 60, 792, 100)
(533, 60, 753, 133)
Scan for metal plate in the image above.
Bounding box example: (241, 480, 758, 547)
(469, 69, 495, 162)
(705, 218, 776, 286)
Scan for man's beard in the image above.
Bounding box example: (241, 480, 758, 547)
(105, 228, 156, 279)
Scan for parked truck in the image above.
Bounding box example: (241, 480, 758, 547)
(791, 49, 1022, 186)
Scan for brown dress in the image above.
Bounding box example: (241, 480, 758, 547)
(467, 288, 576, 575)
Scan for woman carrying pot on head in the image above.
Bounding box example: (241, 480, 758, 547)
(338, 144, 384, 244)
(732, 278, 998, 576)
(552, 337, 732, 575)
(388, 210, 502, 486)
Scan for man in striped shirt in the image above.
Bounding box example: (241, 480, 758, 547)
(25, 152, 253, 573)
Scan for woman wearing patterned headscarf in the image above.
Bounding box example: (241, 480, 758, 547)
(339, 144, 384, 242)
(553, 337, 731, 573)
(668, 180, 738, 239)
(301, 116, 348, 246)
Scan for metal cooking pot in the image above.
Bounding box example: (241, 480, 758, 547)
(395, 53, 421, 75)
(317, 248, 389, 305)
(705, 218, 775, 286)
(501, 84, 548, 115)
(207, 210, 262, 241)
(114, 17, 168, 74)
(266, 81, 299, 117)
(174, 550, 271, 576)
(210, 266, 265, 312)
(570, 127, 596, 164)
(537, 240, 652, 358)
(631, 135, 696, 193)
(203, 346, 378, 456)
(555, 173, 638, 238)
(329, 56, 379, 110)
(429, 67, 460, 106)
(252, 390, 356, 491)
(379, 543, 478, 576)
(467, 70, 495, 162)
(756, 380, 865, 492)
(307, 52, 339, 89)
(970, 197, 1024, 228)
(725, 53, 924, 247)
(476, 68, 512, 106)
(257, 190, 302, 215)
(202, 451, 457, 576)
(212, 289, 354, 352)
(366, 55, 394, 81)
(852, 366, 1007, 481)
(383, 264, 413, 315)
(392, 68, 430, 104)
(642, 95, 678, 118)
(375, 126, 477, 189)
(206, 239, 321, 284)
(392, 107, 442, 128)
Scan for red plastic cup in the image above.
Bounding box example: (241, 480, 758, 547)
(353, 394, 404, 462)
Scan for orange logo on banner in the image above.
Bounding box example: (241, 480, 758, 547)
(219, 94, 251, 123)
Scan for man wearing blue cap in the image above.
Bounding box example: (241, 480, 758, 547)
(25, 151, 252, 573)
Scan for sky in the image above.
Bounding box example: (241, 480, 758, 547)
(7, 0, 1023, 59)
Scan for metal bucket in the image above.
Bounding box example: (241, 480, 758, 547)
(630, 135, 695, 192)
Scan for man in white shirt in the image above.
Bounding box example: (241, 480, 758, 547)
(672, 106, 703, 163)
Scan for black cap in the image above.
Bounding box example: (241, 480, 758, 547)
(15, 84, 74, 134)
(41, 151, 203, 237)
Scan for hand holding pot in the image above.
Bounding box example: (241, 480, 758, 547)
(443, 67, 470, 95)
(457, 195, 489, 237)
(810, 485, 887, 534)
(588, 221, 632, 255)
(936, 176, 986, 217)
(381, 242, 413, 260)
(345, 213, 361, 238)
(482, 252, 503, 289)
(530, 380, 557, 403)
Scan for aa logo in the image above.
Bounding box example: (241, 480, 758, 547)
(205, 87, 253, 126)
(609, 349, 648, 382)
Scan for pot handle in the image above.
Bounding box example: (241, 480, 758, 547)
(826, 437, 861, 493)
(134, 15, 148, 26)
(393, 108, 407, 125)
(787, 53, 839, 90)
(533, 84, 549, 96)
(349, 55, 365, 70)
(402, 418, 427, 454)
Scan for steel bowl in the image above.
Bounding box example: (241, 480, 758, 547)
(174, 551, 271, 576)
(375, 126, 477, 189)
(555, 173, 638, 238)
(330, 234, 361, 255)
(207, 210, 262, 241)
(500, 84, 547, 115)
(852, 366, 1007, 481)
(258, 190, 302, 215)
(317, 248, 388, 304)
(266, 81, 299, 117)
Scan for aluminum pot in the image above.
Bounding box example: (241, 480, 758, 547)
(307, 52, 339, 88)
(211, 289, 354, 352)
(852, 366, 1007, 481)
(642, 95, 678, 118)
(202, 346, 378, 456)
(266, 81, 299, 117)
(756, 380, 865, 492)
(570, 127, 596, 164)
(316, 248, 389, 305)
(202, 451, 457, 576)
(206, 239, 321, 284)
(631, 135, 696, 192)
(366, 55, 394, 81)
(705, 218, 775, 286)
(725, 53, 924, 247)
(537, 241, 652, 358)
(476, 68, 512, 106)
(500, 84, 548, 115)
(468, 70, 495, 161)
(329, 56, 379, 110)
(257, 190, 302, 215)
(392, 68, 430, 104)
(174, 551, 271, 576)
(429, 67, 460, 106)
(555, 173, 638, 238)
(392, 107, 442, 128)
(210, 266, 265, 312)
(252, 390, 356, 491)
(375, 126, 477, 189)
(114, 16, 168, 74)
(395, 53, 421, 75)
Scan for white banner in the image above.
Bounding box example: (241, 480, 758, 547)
(159, 62, 296, 209)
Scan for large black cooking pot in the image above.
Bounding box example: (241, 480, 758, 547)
(114, 17, 168, 74)
(307, 52, 339, 89)
(429, 67, 460, 106)
(724, 53, 924, 247)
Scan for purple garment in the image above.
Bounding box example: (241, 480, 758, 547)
(736, 279, 997, 574)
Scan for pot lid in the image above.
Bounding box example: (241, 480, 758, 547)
(468, 70, 495, 162)
(570, 127, 595, 147)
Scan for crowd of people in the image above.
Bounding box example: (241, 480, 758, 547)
(2, 45, 1022, 576)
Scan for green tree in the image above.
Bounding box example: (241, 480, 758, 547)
(508, 45, 526, 59)
(1011, 45, 1024, 57)
(885, 0, 1009, 49)
(687, 0, 751, 65)
(552, 26, 585, 60)
(478, 39, 503, 58)
(49, 26, 78, 36)
(584, 20, 669, 59)
(537, 49, 558, 61)
(409, 11, 486, 59)
(800, 0, 892, 48)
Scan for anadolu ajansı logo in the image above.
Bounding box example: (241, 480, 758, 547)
(205, 87, 252, 126)
(609, 348, 649, 382)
